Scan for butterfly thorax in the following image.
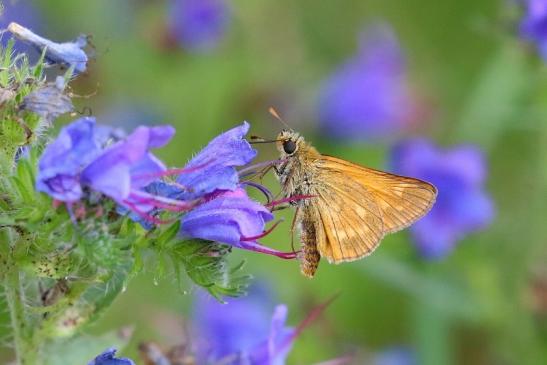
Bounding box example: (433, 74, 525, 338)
(274, 130, 321, 204)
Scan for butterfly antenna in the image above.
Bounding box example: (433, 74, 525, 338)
(269, 107, 292, 130)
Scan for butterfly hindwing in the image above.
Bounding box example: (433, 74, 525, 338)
(308, 171, 385, 263)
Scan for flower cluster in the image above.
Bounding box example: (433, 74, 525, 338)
(318, 23, 416, 141)
(94, 282, 340, 365)
(391, 139, 494, 259)
(36, 118, 295, 259)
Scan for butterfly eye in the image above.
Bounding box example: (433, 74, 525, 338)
(283, 140, 297, 154)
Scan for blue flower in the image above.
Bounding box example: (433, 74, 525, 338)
(318, 23, 414, 141)
(87, 348, 135, 365)
(176, 121, 256, 200)
(168, 0, 231, 51)
(21, 76, 73, 123)
(36, 117, 106, 202)
(37, 118, 188, 222)
(180, 188, 296, 259)
(520, 0, 547, 58)
(81, 124, 176, 215)
(391, 139, 494, 259)
(192, 284, 296, 365)
(7, 22, 88, 73)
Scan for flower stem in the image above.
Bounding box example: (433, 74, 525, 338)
(4, 245, 41, 365)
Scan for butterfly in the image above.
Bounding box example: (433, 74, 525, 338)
(265, 119, 437, 277)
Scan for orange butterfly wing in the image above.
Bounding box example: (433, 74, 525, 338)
(308, 155, 437, 263)
(309, 176, 385, 263)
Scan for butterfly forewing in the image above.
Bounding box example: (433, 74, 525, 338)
(306, 155, 436, 263)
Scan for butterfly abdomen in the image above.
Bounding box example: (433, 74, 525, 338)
(299, 216, 321, 278)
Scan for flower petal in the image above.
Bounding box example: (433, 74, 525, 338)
(177, 122, 257, 199)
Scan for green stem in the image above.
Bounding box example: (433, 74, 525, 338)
(4, 271, 40, 365)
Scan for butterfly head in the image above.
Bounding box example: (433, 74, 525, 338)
(276, 129, 306, 157)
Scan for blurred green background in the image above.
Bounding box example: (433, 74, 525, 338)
(2, 0, 547, 364)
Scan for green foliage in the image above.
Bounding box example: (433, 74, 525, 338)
(140, 221, 251, 301)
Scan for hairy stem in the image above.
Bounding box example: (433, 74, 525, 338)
(3, 231, 41, 365)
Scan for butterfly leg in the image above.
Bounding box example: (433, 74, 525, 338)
(290, 205, 301, 253)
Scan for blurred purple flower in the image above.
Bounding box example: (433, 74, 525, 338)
(87, 348, 135, 365)
(192, 284, 296, 365)
(318, 23, 415, 141)
(21, 76, 73, 123)
(391, 139, 494, 258)
(180, 188, 296, 259)
(0, 1, 42, 54)
(7, 22, 88, 73)
(168, 0, 231, 51)
(36, 117, 106, 202)
(176, 121, 256, 200)
(520, 0, 547, 58)
(374, 347, 417, 365)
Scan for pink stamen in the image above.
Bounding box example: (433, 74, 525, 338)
(52, 199, 63, 209)
(246, 245, 299, 260)
(266, 194, 316, 208)
(121, 200, 177, 225)
(241, 219, 284, 241)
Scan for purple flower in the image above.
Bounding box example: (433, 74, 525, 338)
(168, 0, 231, 51)
(373, 347, 416, 365)
(37, 118, 188, 222)
(176, 122, 256, 200)
(520, 0, 547, 58)
(318, 23, 414, 141)
(21, 76, 73, 123)
(180, 188, 295, 259)
(0, 1, 42, 55)
(80, 124, 177, 215)
(391, 139, 494, 258)
(7, 22, 88, 73)
(87, 348, 135, 365)
(192, 284, 296, 365)
(36, 117, 106, 202)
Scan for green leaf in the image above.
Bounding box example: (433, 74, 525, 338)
(156, 220, 181, 247)
(169, 240, 251, 301)
(32, 46, 48, 79)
